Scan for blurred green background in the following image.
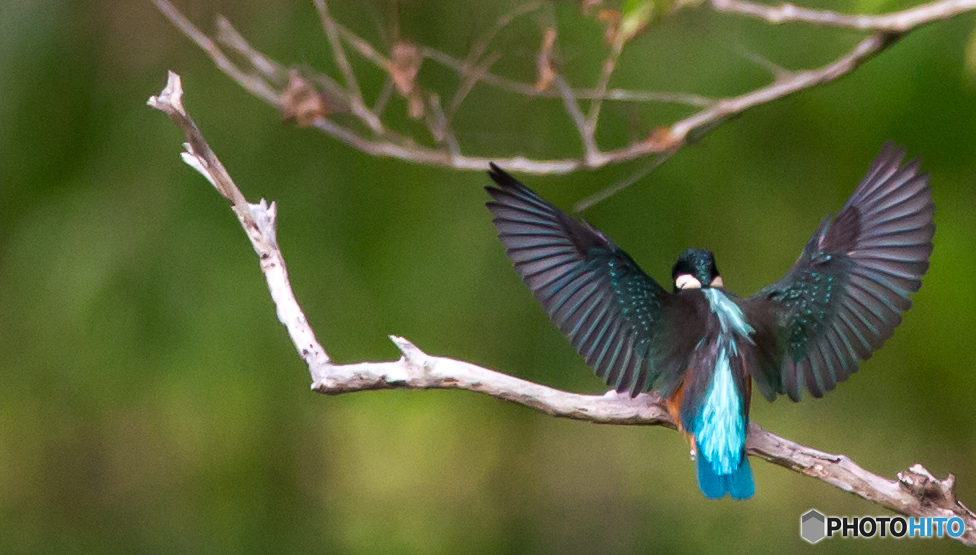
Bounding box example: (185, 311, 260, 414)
(1, 0, 974, 552)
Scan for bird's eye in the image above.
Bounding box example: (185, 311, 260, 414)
(675, 274, 702, 290)
(710, 276, 724, 288)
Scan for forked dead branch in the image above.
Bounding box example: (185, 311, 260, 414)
(149, 71, 976, 546)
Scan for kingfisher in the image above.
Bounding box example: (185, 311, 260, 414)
(485, 142, 934, 499)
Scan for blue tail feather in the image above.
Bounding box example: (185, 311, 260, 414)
(696, 454, 754, 500)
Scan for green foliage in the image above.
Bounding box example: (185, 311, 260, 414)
(620, 0, 657, 42)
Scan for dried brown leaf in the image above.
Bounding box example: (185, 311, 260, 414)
(391, 41, 421, 96)
(535, 27, 558, 92)
(391, 41, 424, 119)
(646, 126, 677, 149)
(597, 9, 622, 45)
(280, 70, 330, 126)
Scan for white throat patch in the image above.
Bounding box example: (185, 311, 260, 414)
(675, 274, 702, 290)
(676, 274, 724, 290)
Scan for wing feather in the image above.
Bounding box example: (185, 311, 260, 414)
(486, 163, 680, 397)
(748, 142, 934, 400)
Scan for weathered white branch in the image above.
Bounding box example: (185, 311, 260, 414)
(149, 72, 976, 546)
(147, 71, 331, 376)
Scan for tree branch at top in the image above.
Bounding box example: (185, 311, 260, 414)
(153, 0, 976, 186)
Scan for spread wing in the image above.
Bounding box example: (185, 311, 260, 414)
(485, 164, 689, 397)
(748, 142, 934, 401)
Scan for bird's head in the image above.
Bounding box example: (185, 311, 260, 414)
(672, 249, 723, 292)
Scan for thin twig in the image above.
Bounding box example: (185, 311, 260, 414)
(149, 71, 976, 547)
(311, 116, 584, 173)
(336, 21, 394, 69)
(461, 1, 545, 76)
(692, 21, 793, 80)
(710, 0, 976, 32)
(418, 46, 718, 106)
(213, 16, 349, 104)
(153, 0, 893, 174)
(426, 93, 461, 157)
(736, 47, 791, 79)
(214, 16, 290, 86)
(373, 75, 395, 116)
(447, 52, 501, 117)
(327, 20, 716, 107)
(554, 75, 605, 167)
(573, 148, 678, 213)
(585, 36, 625, 135)
(313, 0, 385, 133)
(153, 0, 281, 105)
(607, 32, 898, 162)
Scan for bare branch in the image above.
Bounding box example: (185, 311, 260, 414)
(710, 0, 976, 32)
(418, 46, 716, 106)
(749, 429, 976, 544)
(310, 115, 585, 173)
(585, 37, 625, 136)
(150, 73, 976, 546)
(147, 71, 331, 376)
(313, 0, 385, 133)
(706, 29, 793, 80)
(315, 337, 976, 547)
(573, 148, 677, 213)
(152, 0, 281, 105)
(447, 51, 500, 118)
(150, 3, 892, 174)
(214, 16, 289, 86)
(425, 93, 461, 157)
(459, 1, 545, 78)
(373, 75, 395, 116)
(554, 75, 605, 167)
(606, 32, 896, 162)
(314, 336, 674, 425)
(158, 0, 976, 176)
